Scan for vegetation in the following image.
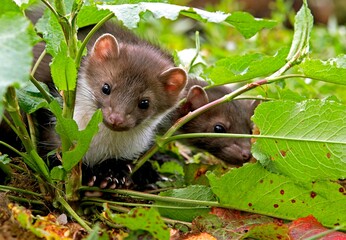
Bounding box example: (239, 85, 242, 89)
(0, 0, 345, 239)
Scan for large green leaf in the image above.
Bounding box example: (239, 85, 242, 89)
(299, 56, 346, 85)
(0, 4, 35, 120)
(206, 48, 288, 85)
(252, 100, 346, 182)
(97, 3, 276, 39)
(207, 163, 346, 229)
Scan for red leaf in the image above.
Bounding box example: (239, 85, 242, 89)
(289, 215, 346, 240)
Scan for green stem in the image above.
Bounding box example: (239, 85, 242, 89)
(83, 197, 210, 210)
(26, 114, 37, 151)
(30, 73, 52, 104)
(7, 195, 46, 206)
(30, 48, 52, 103)
(41, 0, 60, 21)
(0, 185, 43, 198)
(187, 31, 200, 73)
(80, 187, 220, 207)
(161, 133, 346, 146)
(75, 12, 115, 68)
(57, 195, 92, 231)
(3, 87, 51, 183)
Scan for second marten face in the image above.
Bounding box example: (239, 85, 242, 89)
(179, 84, 257, 165)
(79, 34, 187, 131)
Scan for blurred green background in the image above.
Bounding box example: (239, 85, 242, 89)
(133, 0, 346, 103)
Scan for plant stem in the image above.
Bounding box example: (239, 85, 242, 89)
(3, 87, 51, 183)
(57, 195, 92, 231)
(75, 12, 115, 68)
(0, 185, 43, 198)
(30, 48, 53, 104)
(79, 187, 220, 207)
(83, 197, 211, 210)
(161, 133, 346, 145)
(7, 195, 46, 206)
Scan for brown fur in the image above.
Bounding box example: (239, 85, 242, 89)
(176, 79, 258, 165)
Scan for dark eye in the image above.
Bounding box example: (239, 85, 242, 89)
(214, 124, 226, 133)
(102, 83, 111, 95)
(138, 99, 150, 109)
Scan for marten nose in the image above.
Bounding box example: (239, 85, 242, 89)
(108, 112, 125, 126)
(242, 150, 252, 161)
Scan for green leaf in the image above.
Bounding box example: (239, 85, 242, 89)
(98, 3, 276, 39)
(35, 10, 65, 56)
(286, 0, 313, 61)
(104, 206, 169, 240)
(157, 185, 215, 222)
(207, 163, 346, 229)
(77, 5, 111, 28)
(225, 11, 277, 39)
(16, 83, 50, 114)
(0, 11, 34, 118)
(0, 0, 20, 14)
(299, 56, 346, 85)
(49, 101, 102, 171)
(50, 166, 66, 181)
(207, 48, 288, 85)
(158, 161, 184, 176)
(252, 100, 346, 182)
(51, 49, 77, 91)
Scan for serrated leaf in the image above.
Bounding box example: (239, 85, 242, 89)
(299, 56, 346, 85)
(51, 49, 77, 91)
(0, 11, 34, 119)
(16, 83, 50, 114)
(207, 163, 346, 229)
(252, 100, 346, 182)
(35, 10, 65, 56)
(97, 3, 276, 39)
(207, 48, 288, 85)
(104, 207, 169, 240)
(157, 185, 215, 222)
(49, 100, 102, 171)
(286, 0, 313, 61)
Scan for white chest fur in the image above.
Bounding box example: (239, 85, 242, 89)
(73, 81, 168, 166)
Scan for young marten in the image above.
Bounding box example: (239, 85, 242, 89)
(175, 78, 258, 165)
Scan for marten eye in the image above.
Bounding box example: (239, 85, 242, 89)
(214, 124, 226, 133)
(138, 99, 150, 109)
(102, 83, 111, 95)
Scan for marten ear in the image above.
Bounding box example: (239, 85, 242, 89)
(159, 67, 187, 95)
(246, 100, 261, 118)
(180, 85, 209, 115)
(91, 33, 120, 61)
